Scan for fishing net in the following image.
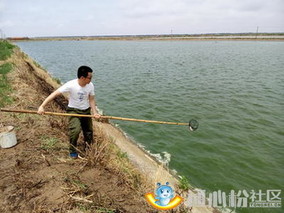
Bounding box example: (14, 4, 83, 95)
(189, 119, 199, 131)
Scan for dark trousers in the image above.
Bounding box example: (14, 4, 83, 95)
(67, 107, 93, 153)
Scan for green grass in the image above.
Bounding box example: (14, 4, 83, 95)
(70, 179, 89, 190)
(75, 203, 116, 213)
(0, 63, 12, 75)
(52, 77, 61, 84)
(0, 40, 15, 106)
(40, 136, 62, 150)
(96, 207, 116, 213)
(0, 63, 13, 107)
(0, 40, 15, 60)
(41, 137, 57, 150)
(178, 175, 191, 191)
(117, 150, 128, 159)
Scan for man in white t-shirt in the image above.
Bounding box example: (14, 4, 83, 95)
(38, 66, 101, 158)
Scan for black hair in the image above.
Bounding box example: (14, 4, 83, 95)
(77, 66, 93, 78)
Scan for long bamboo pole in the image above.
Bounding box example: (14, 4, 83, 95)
(0, 108, 189, 126)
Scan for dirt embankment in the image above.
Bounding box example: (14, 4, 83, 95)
(0, 47, 159, 213)
(0, 46, 217, 213)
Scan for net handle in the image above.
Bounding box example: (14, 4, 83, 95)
(0, 108, 198, 130)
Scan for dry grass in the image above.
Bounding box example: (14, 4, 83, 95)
(53, 125, 155, 212)
(84, 125, 151, 192)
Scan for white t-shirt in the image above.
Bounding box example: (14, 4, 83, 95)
(58, 79, 95, 110)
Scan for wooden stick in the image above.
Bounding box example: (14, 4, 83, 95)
(0, 108, 189, 126)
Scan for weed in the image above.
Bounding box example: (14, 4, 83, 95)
(76, 203, 95, 212)
(64, 175, 88, 190)
(0, 63, 13, 107)
(40, 136, 59, 150)
(117, 150, 128, 159)
(76, 203, 89, 211)
(0, 63, 13, 75)
(96, 207, 116, 213)
(0, 41, 15, 60)
(52, 77, 61, 85)
(178, 175, 191, 191)
(33, 60, 44, 69)
(85, 131, 111, 167)
(0, 40, 15, 60)
(75, 203, 116, 213)
(71, 179, 88, 190)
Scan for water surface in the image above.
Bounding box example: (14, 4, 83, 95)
(16, 40, 284, 212)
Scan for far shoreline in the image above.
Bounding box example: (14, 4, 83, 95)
(6, 32, 284, 41)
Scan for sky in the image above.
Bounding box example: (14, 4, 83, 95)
(0, 0, 283, 37)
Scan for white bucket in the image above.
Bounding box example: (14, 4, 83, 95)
(0, 126, 17, 148)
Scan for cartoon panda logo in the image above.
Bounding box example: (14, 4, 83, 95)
(155, 182, 174, 206)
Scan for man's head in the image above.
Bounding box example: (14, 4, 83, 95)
(77, 66, 93, 78)
(77, 66, 93, 85)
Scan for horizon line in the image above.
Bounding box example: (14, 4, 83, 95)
(6, 32, 284, 39)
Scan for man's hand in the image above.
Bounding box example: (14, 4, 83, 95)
(37, 106, 45, 115)
(93, 113, 101, 119)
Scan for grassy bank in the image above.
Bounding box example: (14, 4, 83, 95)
(0, 40, 15, 60)
(0, 63, 13, 107)
(0, 40, 15, 107)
